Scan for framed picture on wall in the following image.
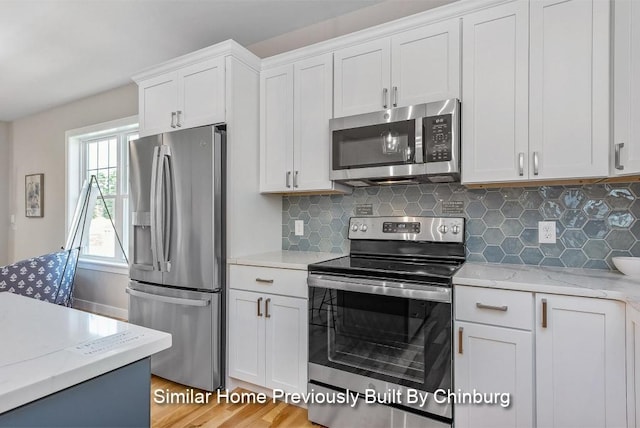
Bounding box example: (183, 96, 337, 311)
(25, 173, 44, 218)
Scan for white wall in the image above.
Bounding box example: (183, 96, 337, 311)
(9, 83, 137, 316)
(0, 122, 10, 266)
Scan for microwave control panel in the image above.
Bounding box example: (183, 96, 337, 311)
(424, 114, 453, 162)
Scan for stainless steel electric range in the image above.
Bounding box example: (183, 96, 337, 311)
(307, 216, 465, 428)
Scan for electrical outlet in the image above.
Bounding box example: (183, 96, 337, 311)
(295, 220, 304, 236)
(538, 221, 556, 244)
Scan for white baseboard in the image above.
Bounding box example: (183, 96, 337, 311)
(73, 298, 128, 321)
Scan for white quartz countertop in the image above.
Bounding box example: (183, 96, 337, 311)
(454, 262, 640, 311)
(0, 293, 171, 415)
(228, 250, 344, 270)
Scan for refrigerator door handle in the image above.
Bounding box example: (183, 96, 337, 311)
(149, 146, 161, 271)
(155, 145, 171, 272)
(126, 287, 211, 307)
(162, 150, 173, 272)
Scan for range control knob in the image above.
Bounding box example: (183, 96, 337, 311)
(360, 224, 368, 232)
(452, 225, 461, 234)
(438, 225, 448, 234)
(351, 224, 359, 232)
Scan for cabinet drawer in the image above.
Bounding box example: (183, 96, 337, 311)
(455, 285, 533, 330)
(229, 265, 307, 298)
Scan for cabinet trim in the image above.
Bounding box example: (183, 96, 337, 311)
(261, 0, 515, 69)
(133, 40, 260, 81)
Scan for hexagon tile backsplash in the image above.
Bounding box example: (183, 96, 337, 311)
(282, 182, 640, 270)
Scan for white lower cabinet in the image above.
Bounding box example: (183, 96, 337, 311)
(455, 286, 628, 428)
(455, 322, 533, 428)
(627, 306, 640, 428)
(228, 265, 308, 395)
(455, 286, 533, 428)
(535, 294, 626, 428)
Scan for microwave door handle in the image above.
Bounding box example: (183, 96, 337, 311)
(149, 146, 161, 271)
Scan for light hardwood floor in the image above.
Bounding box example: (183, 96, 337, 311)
(151, 376, 318, 428)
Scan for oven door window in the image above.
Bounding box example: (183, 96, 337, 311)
(332, 120, 416, 170)
(309, 286, 451, 392)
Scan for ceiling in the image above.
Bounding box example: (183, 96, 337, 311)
(0, 0, 454, 121)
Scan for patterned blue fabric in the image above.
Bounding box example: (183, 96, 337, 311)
(0, 248, 80, 307)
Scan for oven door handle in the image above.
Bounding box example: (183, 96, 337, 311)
(307, 274, 451, 303)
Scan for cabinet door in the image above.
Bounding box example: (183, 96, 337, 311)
(293, 54, 334, 192)
(334, 39, 391, 117)
(391, 18, 460, 108)
(228, 289, 265, 386)
(260, 65, 294, 192)
(614, 0, 640, 175)
(461, 1, 529, 184)
(264, 294, 307, 394)
(138, 72, 177, 137)
(535, 295, 626, 428)
(177, 57, 225, 129)
(455, 321, 533, 428)
(529, 0, 609, 179)
(627, 305, 640, 428)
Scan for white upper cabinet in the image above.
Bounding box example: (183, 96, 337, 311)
(391, 19, 460, 108)
(293, 54, 335, 192)
(176, 57, 225, 130)
(334, 39, 391, 117)
(260, 54, 349, 194)
(463, 0, 609, 184)
(613, 0, 640, 175)
(136, 56, 225, 137)
(529, 0, 609, 180)
(462, 1, 529, 184)
(334, 18, 460, 117)
(260, 65, 294, 193)
(137, 72, 178, 137)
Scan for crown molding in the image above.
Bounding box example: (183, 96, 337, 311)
(132, 39, 261, 82)
(261, 0, 512, 70)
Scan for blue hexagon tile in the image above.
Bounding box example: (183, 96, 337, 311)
(282, 183, 640, 270)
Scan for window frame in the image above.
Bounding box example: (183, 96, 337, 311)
(66, 116, 138, 275)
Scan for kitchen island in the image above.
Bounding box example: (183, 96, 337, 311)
(0, 292, 171, 427)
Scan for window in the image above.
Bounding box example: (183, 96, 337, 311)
(66, 116, 138, 272)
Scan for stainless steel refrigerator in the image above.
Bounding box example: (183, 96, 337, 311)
(127, 125, 225, 391)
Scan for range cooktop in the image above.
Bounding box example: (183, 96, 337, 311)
(308, 216, 466, 286)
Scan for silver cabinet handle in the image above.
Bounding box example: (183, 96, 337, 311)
(382, 88, 388, 109)
(294, 171, 299, 188)
(176, 110, 182, 128)
(392, 86, 398, 107)
(257, 297, 263, 317)
(533, 151, 539, 176)
(255, 278, 274, 284)
(265, 298, 271, 318)
(476, 302, 508, 312)
(286, 171, 291, 188)
(126, 287, 210, 307)
(615, 143, 625, 170)
(170, 112, 177, 128)
(518, 152, 525, 176)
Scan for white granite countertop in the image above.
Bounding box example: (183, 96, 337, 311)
(0, 293, 171, 415)
(228, 250, 344, 270)
(454, 262, 640, 311)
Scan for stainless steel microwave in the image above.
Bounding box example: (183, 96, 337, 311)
(329, 99, 460, 186)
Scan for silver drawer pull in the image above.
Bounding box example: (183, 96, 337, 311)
(255, 278, 274, 284)
(476, 302, 508, 312)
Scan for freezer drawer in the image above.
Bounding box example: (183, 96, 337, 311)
(127, 281, 221, 391)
